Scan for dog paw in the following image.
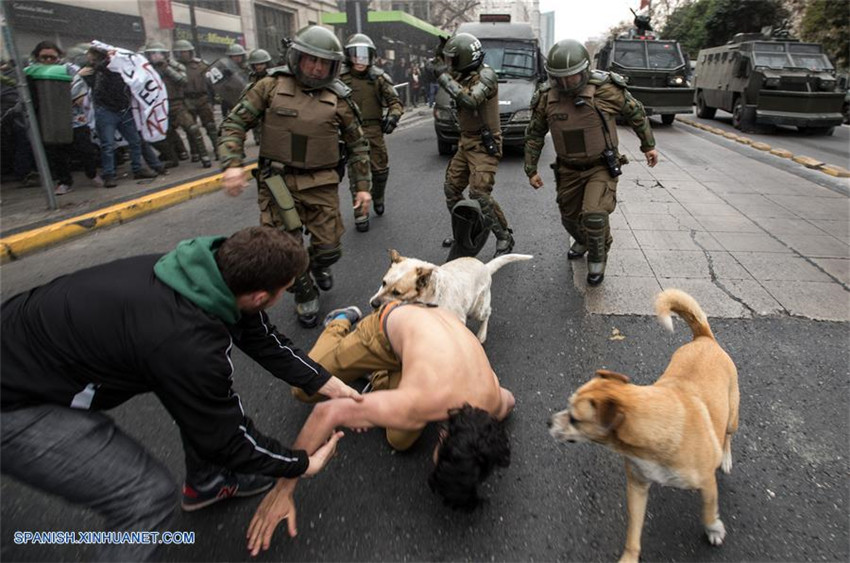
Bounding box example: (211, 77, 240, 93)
(618, 550, 640, 563)
(706, 519, 726, 546)
(721, 452, 732, 474)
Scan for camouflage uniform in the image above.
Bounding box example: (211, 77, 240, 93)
(437, 65, 512, 247)
(525, 70, 655, 270)
(218, 67, 371, 325)
(156, 59, 211, 167)
(340, 63, 403, 225)
(183, 58, 218, 160)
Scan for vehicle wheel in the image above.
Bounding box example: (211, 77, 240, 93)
(661, 114, 676, 125)
(732, 99, 754, 132)
(696, 92, 716, 119)
(437, 139, 454, 155)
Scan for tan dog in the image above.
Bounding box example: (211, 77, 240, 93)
(369, 249, 532, 343)
(549, 289, 739, 563)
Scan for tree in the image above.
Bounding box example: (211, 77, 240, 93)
(799, 0, 849, 71)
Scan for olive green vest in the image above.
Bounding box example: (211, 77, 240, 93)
(547, 84, 618, 160)
(456, 74, 500, 136)
(345, 73, 383, 123)
(260, 75, 340, 169)
(185, 60, 207, 96)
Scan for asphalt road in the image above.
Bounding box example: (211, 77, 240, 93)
(682, 109, 850, 171)
(1, 121, 848, 562)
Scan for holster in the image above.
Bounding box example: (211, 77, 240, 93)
(265, 173, 302, 231)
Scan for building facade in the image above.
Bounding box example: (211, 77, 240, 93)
(4, 0, 337, 63)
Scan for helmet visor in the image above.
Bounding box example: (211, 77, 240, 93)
(551, 70, 589, 94)
(148, 52, 166, 64)
(347, 46, 371, 66)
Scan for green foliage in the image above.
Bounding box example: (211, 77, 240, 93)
(799, 0, 849, 71)
(661, 0, 788, 57)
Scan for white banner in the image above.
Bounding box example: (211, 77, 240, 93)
(91, 41, 169, 143)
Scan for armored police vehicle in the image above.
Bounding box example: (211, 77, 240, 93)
(433, 15, 544, 155)
(693, 29, 844, 135)
(593, 12, 693, 125)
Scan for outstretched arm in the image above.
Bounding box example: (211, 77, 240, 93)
(246, 391, 425, 555)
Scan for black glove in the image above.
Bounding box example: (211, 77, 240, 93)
(382, 114, 400, 135)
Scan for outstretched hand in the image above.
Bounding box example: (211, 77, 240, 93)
(245, 431, 343, 557)
(317, 376, 363, 402)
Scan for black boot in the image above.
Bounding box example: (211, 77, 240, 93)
(567, 242, 587, 260)
(442, 236, 454, 247)
(493, 229, 515, 257)
(312, 266, 333, 291)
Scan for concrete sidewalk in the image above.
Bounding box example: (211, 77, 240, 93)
(572, 124, 850, 322)
(0, 105, 434, 260)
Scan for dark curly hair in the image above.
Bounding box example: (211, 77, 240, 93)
(428, 404, 510, 511)
(215, 226, 308, 295)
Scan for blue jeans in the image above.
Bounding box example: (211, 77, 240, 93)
(1, 405, 177, 561)
(95, 105, 151, 177)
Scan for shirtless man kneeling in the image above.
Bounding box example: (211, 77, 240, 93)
(246, 302, 516, 555)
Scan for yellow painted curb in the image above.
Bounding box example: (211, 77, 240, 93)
(820, 165, 850, 178)
(722, 132, 739, 140)
(0, 165, 256, 263)
(751, 142, 772, 151)
(791, 155, 824, 168)
(735, 136, 753, 145)
(769, 148, 793, 158)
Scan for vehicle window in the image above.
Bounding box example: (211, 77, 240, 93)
(754, 42, 785, 53)
(754, 53, 791, 69)
(480, 40, 537, 79)
(788, 44, 822, 54)
(647, 42, 683, 69)
(613, 41, 647, 68)
(790, 54, 833, 71)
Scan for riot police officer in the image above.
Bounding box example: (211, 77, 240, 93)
(144, 41, 212, 168)
(247, 48, 272, 83)
(173, 39, 218, 161)
(432, 32, 515, 257)
(524, 39, 658, 286)
(220, 43, 248, 117)
(218, 26, 372, 328)
(339, 33, 403, 231)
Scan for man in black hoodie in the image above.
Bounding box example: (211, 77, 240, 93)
(0, 227, 356, 561)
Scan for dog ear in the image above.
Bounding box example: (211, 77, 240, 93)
(591, 398, 625, 431)
(595, 369, 631, 384)
(415, 267, 432, 290)
(388, 249, 403, 263)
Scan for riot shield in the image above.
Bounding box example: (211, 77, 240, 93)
(205, 56, 248, 107)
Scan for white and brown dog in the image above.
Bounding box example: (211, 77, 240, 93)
(369, 249, 532, 343)
(549, 289, 739, 563)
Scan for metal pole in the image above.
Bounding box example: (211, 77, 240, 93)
(354, 0, 362, 34)
(0, 3, 57, 209)
(188, 0, 201, 53)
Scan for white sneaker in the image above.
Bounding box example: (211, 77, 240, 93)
(54, 184, 72, 195)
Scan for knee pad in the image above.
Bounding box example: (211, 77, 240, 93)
(583, 212, 608, 233)
(309, 244, 342, 269)
(291, 271, 318, 302)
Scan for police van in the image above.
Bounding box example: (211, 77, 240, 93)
(693, 29, 844, 135)
(433, 15, 544, 155)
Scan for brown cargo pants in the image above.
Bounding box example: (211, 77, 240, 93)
(554, 162, 618, 250)
(444, 135, 509, 231)
(291, 305, 422, 451)
(257, 177, 344, 247)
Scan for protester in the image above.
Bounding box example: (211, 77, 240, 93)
(1, 226, 357, 561)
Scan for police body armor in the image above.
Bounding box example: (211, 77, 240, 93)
(547, 84, 618, 163)
(185, 59, 209, 97)
(206, 56, 248, 107)
(259, 74, 340, 169)
(344, 67, 384, 125)
(456, 71, 500, 137)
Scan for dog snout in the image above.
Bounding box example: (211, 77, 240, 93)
(369, 299, 380, 309)
(547, 417, 553, 428)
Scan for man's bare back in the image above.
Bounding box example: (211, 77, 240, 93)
(385, 304, 510, 424)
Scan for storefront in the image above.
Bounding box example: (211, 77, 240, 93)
(173, 23, 245, 62)
(5, 0, 145, 56)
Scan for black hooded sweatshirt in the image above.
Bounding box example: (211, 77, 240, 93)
(1, 236, 331, 478)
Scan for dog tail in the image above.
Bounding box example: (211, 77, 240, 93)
(655, 289, 714, 340)
(486, 253, 533, 275)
